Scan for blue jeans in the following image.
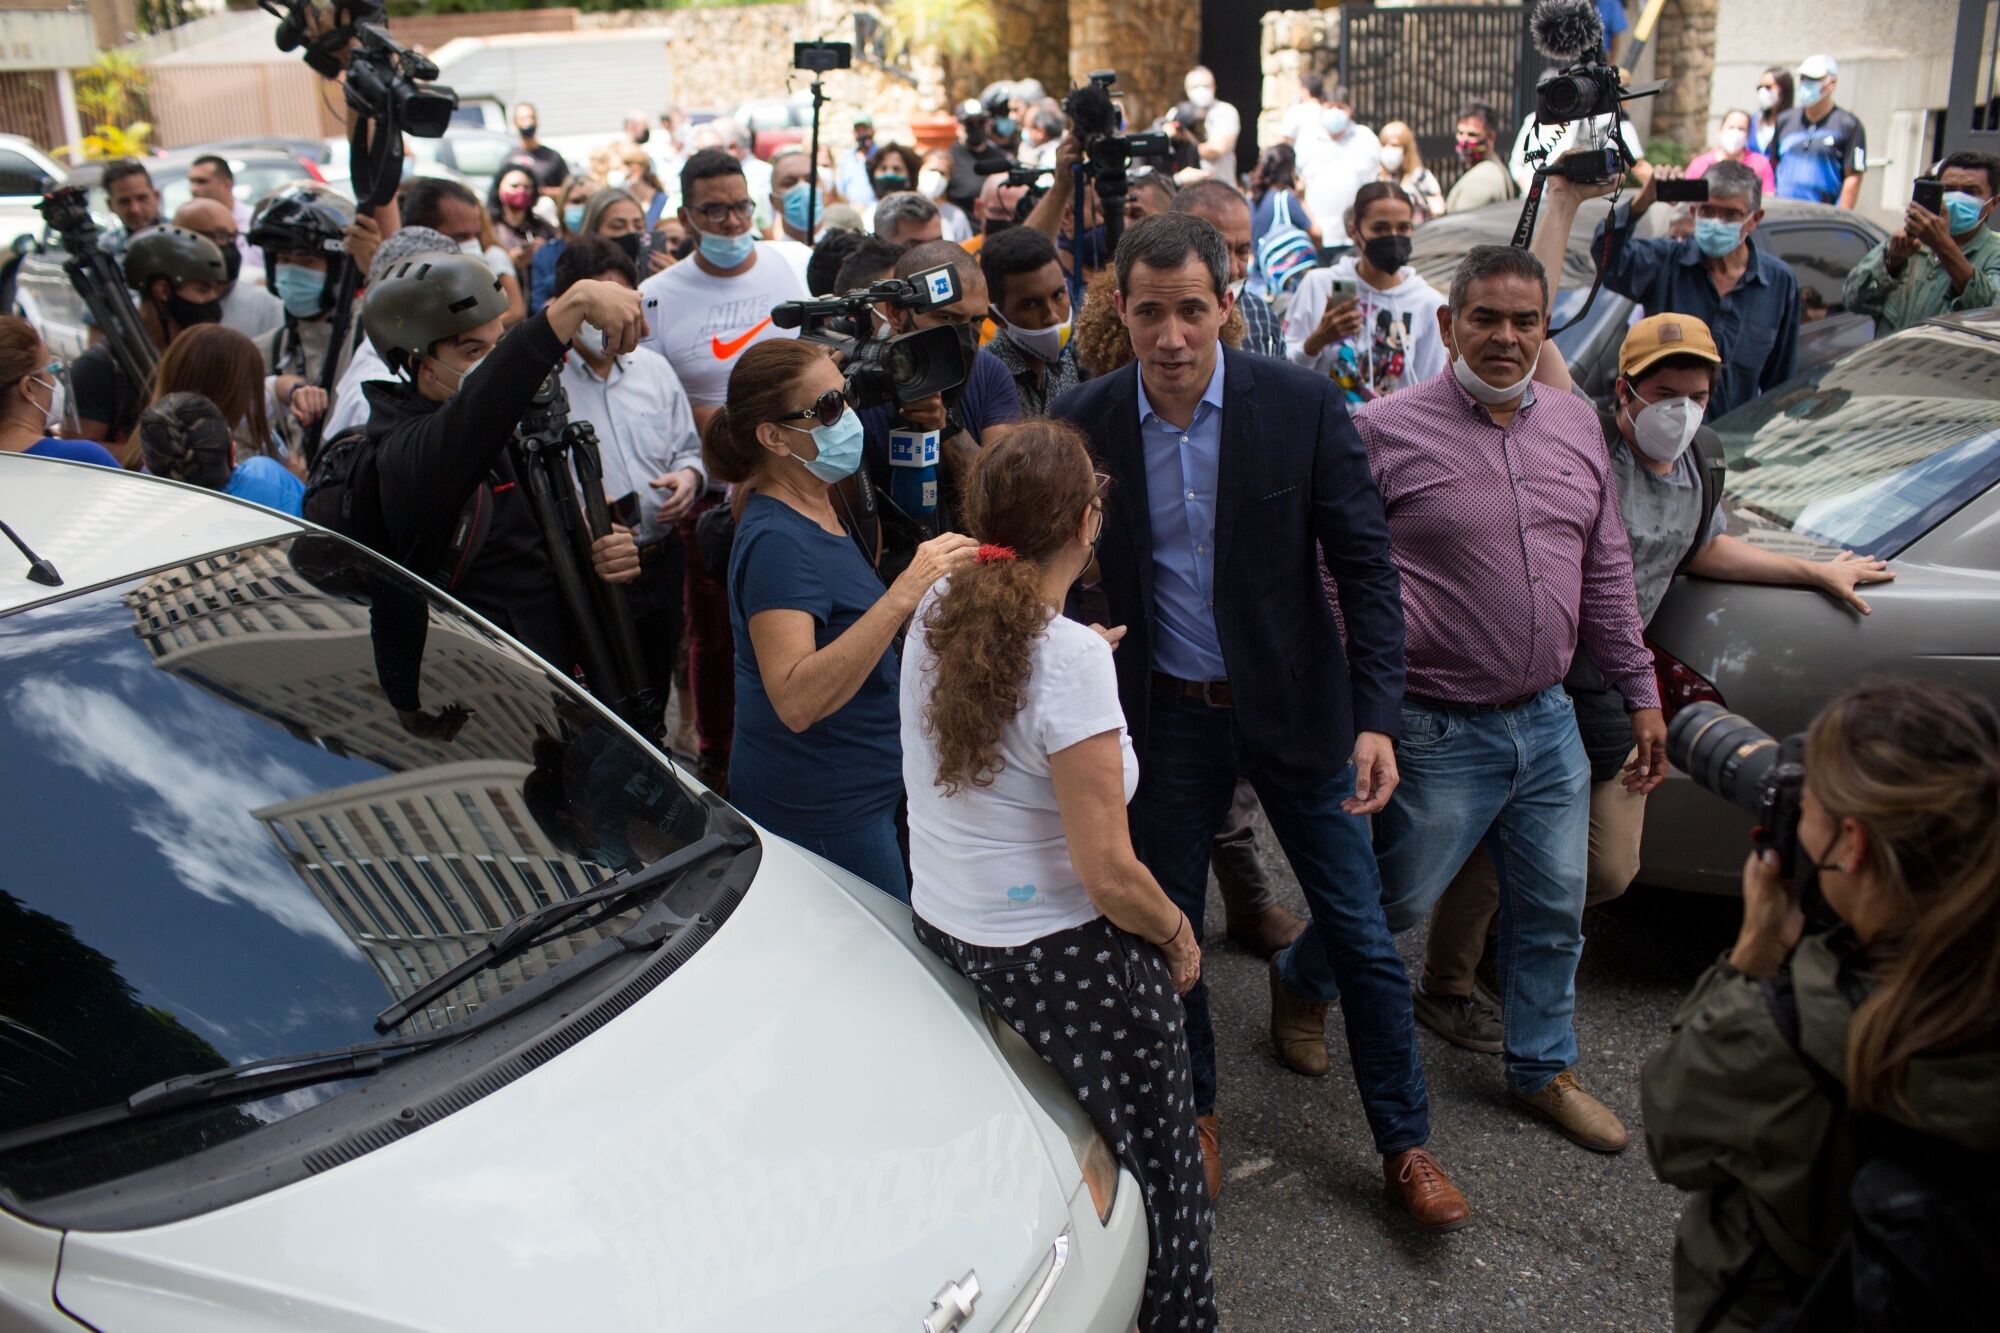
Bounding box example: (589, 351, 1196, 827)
(1133, 688, 1430, 1156)
(788, 815, 910, 903)
(1372, 686, 1591, 1095)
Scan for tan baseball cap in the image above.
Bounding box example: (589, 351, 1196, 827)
(1620, 313, 1723, 380)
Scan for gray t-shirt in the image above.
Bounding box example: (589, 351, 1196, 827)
(1603, 411, 1724, 622)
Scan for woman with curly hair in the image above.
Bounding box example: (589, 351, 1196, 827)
(900, 418, 1214, 1332)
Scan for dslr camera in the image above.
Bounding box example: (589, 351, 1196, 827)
(1668, 703, 1806, 875)
(770, 263, 968, 409)
(1526, 0, 1664, 183)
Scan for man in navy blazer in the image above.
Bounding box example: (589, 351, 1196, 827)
(1050, 213, 1469, 1231)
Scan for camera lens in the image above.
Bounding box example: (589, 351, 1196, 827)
(1667, 702, 1782, 815)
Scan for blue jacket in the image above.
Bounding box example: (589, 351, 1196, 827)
(1050, 348, 1406, 787)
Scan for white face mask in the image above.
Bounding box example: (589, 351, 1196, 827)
(458, 237, 482, 257)
(1625, 390, 1703, 463)
(1717, 126, 1749, 156)
(918, 169, 949, 200)
(1188, 87, 1216, 110)
(1755, 86, 1777, 112)
(573, 321, 607, 357)
(30, 368, 63, 432)
(1380, 144, 1406, 174)
(1004, 314, 1070, 363)
(1451, 353, 1533, 406)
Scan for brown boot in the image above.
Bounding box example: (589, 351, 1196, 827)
(1511, 1068, 1630, 1154)
(1227, 902, 1309, 959)
(1196, 1113, 1222, 1202)
(1383, 1147, 1473, 1233)
(1268, 959, 1330, 1077)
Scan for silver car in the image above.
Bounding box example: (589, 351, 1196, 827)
(1641, 308, 2000, 892)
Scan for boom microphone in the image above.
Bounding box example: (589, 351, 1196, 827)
(1529, 0, 1605, 63)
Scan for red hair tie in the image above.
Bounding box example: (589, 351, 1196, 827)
(975, 544, 1017, 564)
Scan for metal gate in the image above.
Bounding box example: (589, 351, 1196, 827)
(1339, 4, 1534, 190)
(1946, 0, 2000, 157)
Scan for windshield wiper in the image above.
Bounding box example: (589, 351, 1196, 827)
(372, 829, 753, 1033)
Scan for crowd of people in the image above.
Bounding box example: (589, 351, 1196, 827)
(6, 28, 1998, 1332)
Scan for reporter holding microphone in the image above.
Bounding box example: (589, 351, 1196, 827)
(702, 339, 975, 898)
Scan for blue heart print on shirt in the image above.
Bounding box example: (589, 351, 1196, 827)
(1005, 884, 1038, 905)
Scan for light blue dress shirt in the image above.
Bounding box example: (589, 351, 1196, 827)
(1138, 357, 1229, 682)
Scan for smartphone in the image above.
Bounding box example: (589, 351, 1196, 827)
(1327, 277, 1359, 306)
(609, 492, 641, 529)
(1656, 177, 1710, 204)
(1913, 177, 1944, 214)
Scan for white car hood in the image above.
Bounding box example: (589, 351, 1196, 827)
(54, 838, 1070, 1332)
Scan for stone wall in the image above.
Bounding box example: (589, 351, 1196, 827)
(1070, 0, 1201, 130)
(963, 0, 1070, 104)
(1649, 0, 1717, 150)
(1258, 7, 1339, 151)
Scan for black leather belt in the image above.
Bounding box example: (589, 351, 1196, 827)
(1404, 690, 1540, 714)
(1152, 671, 1232, 708)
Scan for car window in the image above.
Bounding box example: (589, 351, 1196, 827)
(1713, 323, 2000, 556)
(0, 149, 51, 197)
(442, 136, 513, 185)
(0, 535, 711, 1199)
(1761, 223, 1876, 313)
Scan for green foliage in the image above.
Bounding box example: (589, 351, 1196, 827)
(74, 52, 151, 132)
(1646, 137, 1696, 169)
(884, 0, 1000, 64)
(138, 0, 199, 35)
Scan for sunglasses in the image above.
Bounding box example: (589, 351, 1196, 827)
(777, 388, 850, 429)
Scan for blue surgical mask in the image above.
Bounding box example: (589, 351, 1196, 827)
(1796, 76, 1828, 107)
(272, 263, 326, 318)
(785, 406, 863, 483)
(780, 180, 823, 232)
(563, 203, 586, 232)
(994, 117, 1017, 139)
(696, 223, 756, 268)
(1944, 191, 1991, 237)
(1694, 216, 1743, 258)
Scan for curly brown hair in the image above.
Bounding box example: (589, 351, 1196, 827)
(921, 418, 1099, 796)
(1072, 264, 1247, 377)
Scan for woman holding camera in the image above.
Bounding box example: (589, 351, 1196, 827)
(703, 339, 975, 897)
(1641, 680, 2000, 1333)
(902, 419, 1212, 1332)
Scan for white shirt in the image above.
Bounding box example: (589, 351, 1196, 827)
(1284, 258, 1448, 401)
(1280, 100, 1326, 148)
(325, 334, 390, 440)
(637, 246, 803, 409)
(1198, 99, 1242, 183)
(903, 586, 1138, 947)
(765, 238, 814, 291)
(558, 346, 703, 546)
(219, 282, 284, 340)
(1298, 123, 1382, 235)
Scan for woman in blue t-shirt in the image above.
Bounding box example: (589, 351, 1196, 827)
(704, 339, 976, 898)
(0, 316, 120, 468)
(137, 391, 305, 516)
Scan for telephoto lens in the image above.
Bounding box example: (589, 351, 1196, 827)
(1668, 701, 1808, 874)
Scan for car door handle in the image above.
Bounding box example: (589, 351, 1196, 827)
(923, 1271, 980, 1333)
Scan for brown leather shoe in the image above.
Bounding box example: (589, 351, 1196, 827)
(1511, 1068, 1630, 1154)
(1383, 1147, 1472, 1233)
(1268, 959, 1330, 1077)
(1227, 903, 1308, 959)
(1196, 1113, 1222, 1203)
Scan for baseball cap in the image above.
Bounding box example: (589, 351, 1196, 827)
(852, 111, 873, 127)
(1796, 54, 1838, 81)
(957, 99, 987, 120)
(1620, 314, 1722, 380)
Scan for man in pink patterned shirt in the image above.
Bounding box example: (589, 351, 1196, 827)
(1351, 244, 1666, 1155)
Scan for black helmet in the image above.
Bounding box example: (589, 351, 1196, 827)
(123, 224, 227, 292)
(362, 251, 509, 375)
(247, 184, 354, 259)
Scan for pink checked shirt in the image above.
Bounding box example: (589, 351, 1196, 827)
(1352, 373, 1659, 710)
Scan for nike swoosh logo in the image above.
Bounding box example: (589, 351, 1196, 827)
(710, 317, 773, 359)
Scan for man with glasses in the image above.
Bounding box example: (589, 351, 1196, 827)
(172, 197, 282, 340)
(1591, 159, 1798, 418)
(638, 147, 804, 792)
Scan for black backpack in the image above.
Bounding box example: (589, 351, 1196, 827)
(302, 426, 392, 555)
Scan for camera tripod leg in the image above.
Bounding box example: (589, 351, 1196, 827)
(303, 254, 363, 468)
(567, 425, 663, 741)
(512, 440, 631, 718)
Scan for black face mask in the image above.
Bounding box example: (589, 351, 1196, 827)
(1794, 830, 1848, 935)
(611, 232, 645, 265)
(872, 172, 909, 193)
(519, 122, 538, 139)
(220, 244, 242, 286)
(952, 322, 979, 372)
(1362, 234, 1413, 274)
(165, 292, 222, 329)
(982, 216, 1015, 237)
(632, 127, 650, 146)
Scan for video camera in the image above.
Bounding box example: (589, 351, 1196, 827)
(1062, 70, 1173, 250)
(1525, 0, 1664, 183)
(770, 263, 968, 409)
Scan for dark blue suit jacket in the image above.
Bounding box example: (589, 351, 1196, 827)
(1051, 348, 1405, 788)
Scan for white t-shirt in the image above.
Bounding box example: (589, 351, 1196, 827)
(903, 586, 1139, 947)
(1284, 257, 1448, 401)
(325, 333, 389, 441)
(1510, 114, 1645, 193)
(1298, 123, 1383, 236)
(766, 238, 814, 291)
(637, 246, 804, 409)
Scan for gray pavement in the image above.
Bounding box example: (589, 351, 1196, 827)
(1200, 833, 1743, 1331)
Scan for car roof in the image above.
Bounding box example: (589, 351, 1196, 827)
(0, 455, 302, 616)
(1922, 303, 2000, 342)
(65, 148, 308, 187)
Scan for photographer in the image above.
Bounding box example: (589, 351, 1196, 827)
(246, 185, 357, 454)
(947, 100, 1010, 218)
(1641, 680, 2000, 1332)
(1024, 134, 1110, 304)
(1593, 160, 1798, 419)
(1844, 151, 2000, 336)
(70, 224, 229, 455)
(358, 249, 646, 675)
(704, 337, 975, 896)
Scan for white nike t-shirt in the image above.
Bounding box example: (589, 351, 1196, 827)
(638, 245, 806, 408)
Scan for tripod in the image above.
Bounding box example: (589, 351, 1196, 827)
(507, 374, 663, 743)
(39, 189, 157, 399)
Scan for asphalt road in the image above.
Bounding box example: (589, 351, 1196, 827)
(1200, 831, 1744, 1332)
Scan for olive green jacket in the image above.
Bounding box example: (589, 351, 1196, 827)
(1842, 226, 2000, 336)
(1642, 931, 2000, 1333)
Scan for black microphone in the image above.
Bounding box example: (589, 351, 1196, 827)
(1529, 0, 1606, 63)
(972, 159, 1015, 176)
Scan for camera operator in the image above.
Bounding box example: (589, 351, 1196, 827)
(171, 199, 282, 340)
(1641, 680, 2000, 1333)
(357, 249, 646, 675)
(1845, 151, 2000, 335)
(947, 100, 1010, 218)
(1593, 160, 1798, 419)
(99, 160, 164, 256)
(324, 225, 455, 440)
(554, 234, 703, 709)
(1024, 134, 1111, 306)
(70, 224, 228, 454)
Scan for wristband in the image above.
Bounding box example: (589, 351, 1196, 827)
(1154, 914, 1187, 949)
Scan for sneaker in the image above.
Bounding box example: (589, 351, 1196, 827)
(1511, 1068, 1630, 1153)
(1412, 985, 1504, 1054)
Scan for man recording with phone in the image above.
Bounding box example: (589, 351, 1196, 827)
(1844, 152, 2000, 336)
(1591, 160, 1798, 419)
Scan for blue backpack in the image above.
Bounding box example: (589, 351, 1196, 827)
(1255, 190, 1317, 310)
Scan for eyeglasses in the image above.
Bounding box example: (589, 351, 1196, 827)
(777, 388, 849, 429)
(687, 199, 756, 226)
